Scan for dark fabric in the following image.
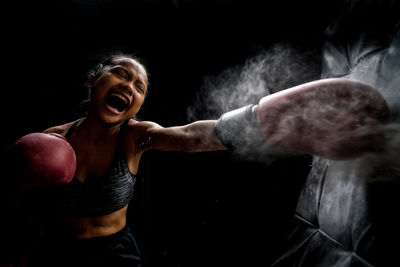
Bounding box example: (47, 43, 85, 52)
(272, 0, 400, 266)
(64, 118, 82, 140)
(58, 118, 136, 217)
(28, 226, 142, 267)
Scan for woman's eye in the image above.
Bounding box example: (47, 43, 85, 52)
(136, 86, 144, 94)
(113, 69, 128, 79)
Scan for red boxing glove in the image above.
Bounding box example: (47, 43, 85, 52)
(11, 132, 76, 191)
(215, 78, 390, 160)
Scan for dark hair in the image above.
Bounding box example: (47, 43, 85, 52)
(88, 53, 148, 82)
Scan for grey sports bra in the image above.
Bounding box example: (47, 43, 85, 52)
(57, 119, 136, 217)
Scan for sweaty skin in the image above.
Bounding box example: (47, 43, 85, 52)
(43, 57, 225, 239)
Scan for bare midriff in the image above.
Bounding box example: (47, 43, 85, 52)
(62, 205, 128, 239)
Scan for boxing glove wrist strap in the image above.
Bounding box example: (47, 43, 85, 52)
(215, 104, 266, 154)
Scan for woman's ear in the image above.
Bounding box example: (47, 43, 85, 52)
(85, 74, 95, 88)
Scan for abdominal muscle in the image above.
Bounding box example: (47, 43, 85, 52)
(62, 205, 129, 239)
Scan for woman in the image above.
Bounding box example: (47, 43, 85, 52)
(27, 53, 226, 266)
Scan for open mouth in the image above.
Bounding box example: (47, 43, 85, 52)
(105, 93, 130, 113)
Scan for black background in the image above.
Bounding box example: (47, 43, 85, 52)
(2, 0, 346, 266)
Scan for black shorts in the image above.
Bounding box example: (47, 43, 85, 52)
(28, 226, 142, 267)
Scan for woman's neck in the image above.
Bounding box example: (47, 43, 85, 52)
(78, 114, 124, 144)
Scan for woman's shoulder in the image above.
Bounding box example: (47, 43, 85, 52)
(126, 119, 162, 132)
(42, 121, 76, 136)
(124, 119, 164, 148)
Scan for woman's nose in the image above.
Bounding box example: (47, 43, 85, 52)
(120, 83, 134, 96)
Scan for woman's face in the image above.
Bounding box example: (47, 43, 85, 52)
(89, 57, 148, 124)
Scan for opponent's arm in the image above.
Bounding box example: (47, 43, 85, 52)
(215, 78, 390, 160)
